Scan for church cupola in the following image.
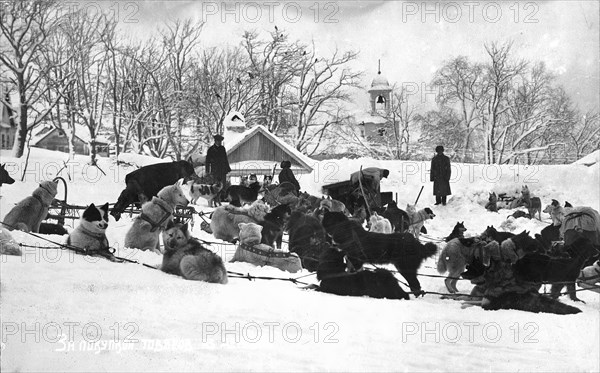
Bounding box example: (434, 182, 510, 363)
(368, 60, 392, 113)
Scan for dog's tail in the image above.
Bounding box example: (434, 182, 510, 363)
(422, 242, 438, 259)
(180, 253, 228, 284)
(436, 246, 448, 274)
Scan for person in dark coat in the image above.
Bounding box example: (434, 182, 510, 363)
(205, 134, 231, 183)
(430, 145, 451, 205)
(278, 160, 301, 193)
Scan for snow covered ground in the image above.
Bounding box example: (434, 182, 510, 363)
(1, 148, 599, 372)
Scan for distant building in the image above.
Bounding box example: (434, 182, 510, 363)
(30, 124, 111, 157)
(0, 85, 17, 150)
(357, 62, 394, 142)
(219, 112, 313, 180)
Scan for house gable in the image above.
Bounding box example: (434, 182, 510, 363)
(225, 125, 313, 176)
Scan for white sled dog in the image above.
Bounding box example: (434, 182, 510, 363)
(3, 180, 58, 233)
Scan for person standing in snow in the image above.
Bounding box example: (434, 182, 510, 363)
(430, 145, 451, 206)
(205, 134, 231, 184)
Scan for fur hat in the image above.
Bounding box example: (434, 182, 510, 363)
(435, 145, 444, 153)
(214, 134, 224, 141)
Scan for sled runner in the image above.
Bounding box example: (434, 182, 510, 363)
(43, 178, 196, 229)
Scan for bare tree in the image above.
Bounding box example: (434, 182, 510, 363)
(118, 40, 161, 155)
(569, 111, 600, 160)
(38, 14, 80, 158)
(479, 41, 528, 163)
(499, 66, 572, 164)
(416, 107, 464, 158)
(290, 43, 362, 153)
(186, 45, 261, 146)
(242, 29, 305, 132)
(58, 10, 116, 165)
(159, 19, 203, 160)
(0, 0, 61, 157)
(432, 56, 486, 161)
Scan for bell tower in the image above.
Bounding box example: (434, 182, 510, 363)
(368, 60, 392, 114)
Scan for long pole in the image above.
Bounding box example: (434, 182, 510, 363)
(357, 166, 372, 217)
(414, 185, 424, 205)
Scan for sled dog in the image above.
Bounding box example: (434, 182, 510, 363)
(3, 180, 58, 233)
(124, 180, 189, 254)
(161, 222, 228, 284)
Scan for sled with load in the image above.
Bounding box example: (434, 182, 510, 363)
(321, 167, 393, 214)
(560, 206, 600, 248)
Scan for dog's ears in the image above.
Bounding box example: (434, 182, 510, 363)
(101, 202, 109, 211)
(166, 220, 176, 230)
(181, 223, 189, 233)
(88, 203, 96, 209)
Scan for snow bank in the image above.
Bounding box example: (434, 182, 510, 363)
(1, 148, 599, 372)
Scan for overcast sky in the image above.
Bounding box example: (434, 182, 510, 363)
(113, 0, 599, 112)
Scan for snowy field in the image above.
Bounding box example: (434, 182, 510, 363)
(1, 148, 599, 372)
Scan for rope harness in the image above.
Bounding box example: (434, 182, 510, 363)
(138, 197, 173, 232)
(3, 214, 599, 299)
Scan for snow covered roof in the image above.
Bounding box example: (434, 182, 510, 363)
(355, 112, 389, 125)
(368, 71, 392, 92)
(573, 149, 600, 167)
(31, 123, 110, 146)
(225, 124, 314, 174)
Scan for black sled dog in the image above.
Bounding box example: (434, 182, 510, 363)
(322, 211, 438, 296)
(315, 244, 409, 300)
(513, 235, 599, 302)
(225, 182, 262, 206)
(482, 292, 581, 315)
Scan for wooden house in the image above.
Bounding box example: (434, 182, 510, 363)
(225, 125, 314, 178)
(31, 124, 110, 157)
(218, 112, 313, 179)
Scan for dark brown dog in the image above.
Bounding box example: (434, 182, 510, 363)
(260, 204, 292, 250)
(226, 182, 262, 206)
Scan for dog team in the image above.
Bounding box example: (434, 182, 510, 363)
(2, 160, 600, 314)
